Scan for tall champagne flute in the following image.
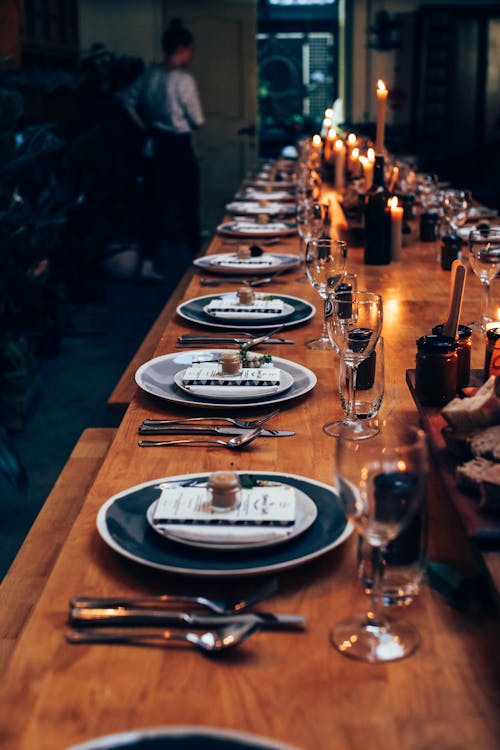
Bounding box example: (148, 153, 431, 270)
(324, 290, 383, 438)
(468, 227, 500, 332)
(305, 238, 348, 349)
(332, 422, 428, 663)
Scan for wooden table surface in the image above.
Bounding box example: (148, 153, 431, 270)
(1, 196, 499, 750)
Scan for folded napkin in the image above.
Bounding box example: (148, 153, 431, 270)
(226, 223, 289, 235)
(226, 201, 285, 215)
(181, 365, 281, 398)
(212, 254, 278, 267)
(206, 299, 285, 317)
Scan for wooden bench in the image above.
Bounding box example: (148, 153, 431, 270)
(0, 427, 116, 677)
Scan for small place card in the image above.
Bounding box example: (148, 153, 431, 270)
(207, 299, 284, 315)
(182, 366, 281, 386)
(152, 485, 296, 526)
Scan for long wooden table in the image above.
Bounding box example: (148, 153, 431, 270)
(1, 197, 499, 750)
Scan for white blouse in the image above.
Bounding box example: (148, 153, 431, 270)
(120, 66, 204, 134)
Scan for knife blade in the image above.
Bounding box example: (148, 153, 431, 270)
(138, 425, 295, 437)
(69, 608, 306, 630)
(176, 338, 294, 346)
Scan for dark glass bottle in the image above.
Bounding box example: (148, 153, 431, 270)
(321, 201, 331, 239)
(364, 155, 391, 265)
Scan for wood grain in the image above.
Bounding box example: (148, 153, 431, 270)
(0, 199, 499, 750)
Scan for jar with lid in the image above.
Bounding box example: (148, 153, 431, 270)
(420, 211, 439, 242)
(432, 323, 472, 388)
(440, 234, 462, 270)
(415, 335, 458, 406)
(484, 327, 500, 380)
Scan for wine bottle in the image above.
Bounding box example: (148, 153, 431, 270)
(364, 155, 391, 265)
(321, 201, 331, 239)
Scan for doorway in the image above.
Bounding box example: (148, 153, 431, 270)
(257, 0, 340, 157)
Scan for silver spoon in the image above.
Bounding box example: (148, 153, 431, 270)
(67, 619, 260, 653)
(138, 427, 262, 450)
(70, 577, 278, 614)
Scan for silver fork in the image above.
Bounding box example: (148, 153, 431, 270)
(70, 577, 278, 614)
(141, 408, 280, 430)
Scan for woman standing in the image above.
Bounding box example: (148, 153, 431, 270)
(120, 18, 204, 280)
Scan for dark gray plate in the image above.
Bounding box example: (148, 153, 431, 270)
(176, 294, 315, 332)
(96, 471, 351, 577)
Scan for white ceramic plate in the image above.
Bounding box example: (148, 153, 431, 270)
(235, 189, 295, 202)
(202, 296, 295, 323)
(135, 350, 316, 410)
(216, 222, 296, 238)
(225, 201, 296, 217)
(193, 253, 300, 276)
(96, 471, 352, 577)
(146, 485, 318, 551)
(176, 293, 316, 331)
(173, 367, 294, 401)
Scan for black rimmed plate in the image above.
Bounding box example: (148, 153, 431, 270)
(176, 294, 315, 331)
(134, 351, 317, 410)
(96, 471, 351, 577)
(215, 223, 297, 239)
(67, 726, 299, 750)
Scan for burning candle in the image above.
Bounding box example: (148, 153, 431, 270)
(312, 134, 322, 149)
(389, 196, 403, 261)
(323, 127, 336, 163)
(359, 155, 374, 192)
(375, 80, 388, 154)
(321, 117, 332, 137)
(350, 146, 361, 178)
(334, 139, 345, 189)
(367, 147, 375, 163)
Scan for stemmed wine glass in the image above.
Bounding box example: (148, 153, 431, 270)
(331, 422, 428, 663)
(296, 202, 323, 280)
(324, 290, 383, 438)
(468, 227, 500, 332)
(441, 189, 470, 234)
(304, 238, 348, 349)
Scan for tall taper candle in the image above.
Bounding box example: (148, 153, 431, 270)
(375, 80, 388, 154)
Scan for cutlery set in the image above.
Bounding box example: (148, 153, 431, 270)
(67, 579, 306, 652)
(137, 409, 293, 449)
(176, 326, 294, 348)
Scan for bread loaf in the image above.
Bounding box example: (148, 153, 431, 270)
(470, 425, 500, 461)
(479, 463, 500, 510)
(456, 457, 495, 492)
(442, 376, 500, 429)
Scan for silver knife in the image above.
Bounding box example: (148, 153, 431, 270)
(138, 426, 294, 437)
(69, 608, 306, 630)
(176, 338, 294, 346)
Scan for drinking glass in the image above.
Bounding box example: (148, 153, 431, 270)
(441, 189, 470, 233)
(331, 422, 428, 663)
(304, 238, 348, 349)
(468, 227, 500, 332)
(324, 290, 383, 438)
(327, 336, 384, 439)
(296, 202, 323, 280)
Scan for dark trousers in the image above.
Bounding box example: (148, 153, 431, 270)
(142, 130, 200, 261)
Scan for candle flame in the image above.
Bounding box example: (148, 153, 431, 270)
(397, 460, 407, 472)
(389, 196, 398, 210)
(351, 147, 359, 159)
(324, 107, 333, 118)
(335, 139, 344, 150)
(312, 134, 322, 147)
(327, 127, 336, 140)
(323, 117, 331, 128)
(367, 147, 375, 162)
(347, 133, 357, 145)
(377, 79, 387, 93)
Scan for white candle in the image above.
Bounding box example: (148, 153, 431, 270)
(323, 127, 336, 163)
(375, 80, 388, 154)
(359, 156, 374, 192)
(389, 196, 403, 261)
(350, 146, 361, 177)
(334, 139, 345, 189)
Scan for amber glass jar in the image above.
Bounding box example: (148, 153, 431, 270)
(432, 324, 472, 388)
(484, 327, 500, 379)
(415, 335, 458, 406)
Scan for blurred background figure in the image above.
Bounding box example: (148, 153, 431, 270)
(119, 18, 204, 281)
